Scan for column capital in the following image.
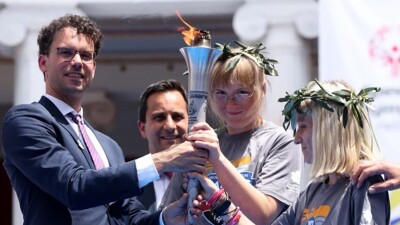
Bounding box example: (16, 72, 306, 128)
(0, 4, 85, 57)
(233, 1, 318, 42)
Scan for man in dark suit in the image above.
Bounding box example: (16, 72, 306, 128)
(137, 80, 189, 212)
(2, 14, 208, 225)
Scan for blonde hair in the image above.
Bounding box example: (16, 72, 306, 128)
(209, 49, 266, 127)
(297, 80, 381, 179)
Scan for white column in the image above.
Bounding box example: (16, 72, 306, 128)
(0, 5, 86, 224)
(233, 0, 318, 124)
(0, 4, 86, 105)
(233, 0, 318, 190)
(13, 30, 45, 104)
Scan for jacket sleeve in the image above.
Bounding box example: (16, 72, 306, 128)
(352, 175, 390, 225)
(107, 197, 161, 225)
(2, 104, 142, 210)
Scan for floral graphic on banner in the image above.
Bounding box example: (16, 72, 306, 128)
(369, 25, 400, 77)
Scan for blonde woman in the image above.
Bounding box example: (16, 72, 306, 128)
(161, 42, 302, 225)
(188, 80, 390, 225)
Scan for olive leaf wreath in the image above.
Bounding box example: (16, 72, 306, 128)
(214, 41, 279, 76)
(278, 79, 381, 133)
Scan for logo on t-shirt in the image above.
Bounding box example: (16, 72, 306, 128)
(207, 171, 255, 188)
(302, 205, 330, 225)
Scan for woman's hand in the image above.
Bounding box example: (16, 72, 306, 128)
(186, 122, 222, 165)
(186, 171, 220, 200)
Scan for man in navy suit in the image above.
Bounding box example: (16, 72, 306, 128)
(2, 14, 208, 225)
(137, 79, 189, 212)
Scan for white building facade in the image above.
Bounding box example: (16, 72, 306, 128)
(0, 1, 317, 224)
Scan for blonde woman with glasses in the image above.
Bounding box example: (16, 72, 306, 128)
(161, 42, 303, 225)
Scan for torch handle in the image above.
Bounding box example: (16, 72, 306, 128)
(187, 178, 200, 224)
(187, 91, 207, 224)
(180, 46, 221, 224)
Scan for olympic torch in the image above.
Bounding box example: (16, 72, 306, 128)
(177, 12, 221, 224)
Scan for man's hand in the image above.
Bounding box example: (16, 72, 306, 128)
(351, 160, 400, 193)
(153, 141, 208, 174)
(162, 193, 203, 225)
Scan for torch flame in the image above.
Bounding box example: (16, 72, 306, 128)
(176, 11, 199, 46)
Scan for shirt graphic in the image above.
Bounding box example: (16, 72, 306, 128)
(301, 205, 330, 225)
(206, 155, 255, 188)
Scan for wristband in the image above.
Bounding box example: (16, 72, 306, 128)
(213, 198, 231, 215)
(226, 209, 241, 225)
(208, 188, 224, 205)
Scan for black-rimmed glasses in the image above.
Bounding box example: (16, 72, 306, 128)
(56, 47, 95, 63)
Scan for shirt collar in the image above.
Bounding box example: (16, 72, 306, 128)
(44, 94, 84, 118)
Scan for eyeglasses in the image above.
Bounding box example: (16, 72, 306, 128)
(211, 90, 254, 104)
(56, 47, 95, 63)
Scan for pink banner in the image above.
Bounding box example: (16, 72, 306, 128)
(319, 0, 400, 223)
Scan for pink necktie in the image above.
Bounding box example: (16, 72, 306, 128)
(69, 113, 105, 170)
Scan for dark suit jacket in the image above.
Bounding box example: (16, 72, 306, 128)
(137, 183, 157, 213)
(2, 96, 161, 225)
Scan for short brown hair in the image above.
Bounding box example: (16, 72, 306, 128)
(37, 14, 102, 57)
(138, 79, 188, 123)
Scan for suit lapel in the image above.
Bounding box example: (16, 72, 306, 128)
(38, 96, 96, 169)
